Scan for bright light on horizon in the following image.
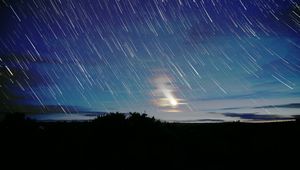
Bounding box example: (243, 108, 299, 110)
(151, 74, 185, 111)
(169, 98, 178, 106)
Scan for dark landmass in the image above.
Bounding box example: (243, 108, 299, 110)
(1, 112, 300, 169)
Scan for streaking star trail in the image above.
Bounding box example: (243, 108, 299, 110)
(0, 0, 300, 122)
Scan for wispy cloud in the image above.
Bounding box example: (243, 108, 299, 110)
(222, 112, 293, 121)
(173, 119, 224, 123)
(215, 103, 300, 111)
(192, 91, 290, 102)
(254, 103, 300, 109)
(0, 104, 90, 114)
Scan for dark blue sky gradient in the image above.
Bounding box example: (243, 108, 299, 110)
(1, 0, 300, 122)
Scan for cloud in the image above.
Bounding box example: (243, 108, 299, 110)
(0, 104, 88, 114)
(0, 65, 50, 109)
(222, 112, 293, 121)
(0, 102, 107, 121)
(0, 65, 49, 87)
(215, 103, 300, 112)
(28, 112, 107, 122)
(173, 119, 224, 123)
(192, 90, 288, 102)
(255, 103, 300, 109)
(0, 59, 56, 108)
(293, 115, 300, 120)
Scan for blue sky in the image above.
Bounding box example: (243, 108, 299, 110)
(0, 0, 300, 122)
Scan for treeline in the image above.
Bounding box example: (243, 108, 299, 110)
(0, 112, 300, 169)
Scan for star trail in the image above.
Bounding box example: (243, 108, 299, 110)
(0, 0, 300, 122)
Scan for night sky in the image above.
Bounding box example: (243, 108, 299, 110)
(1, 0, 300, 122)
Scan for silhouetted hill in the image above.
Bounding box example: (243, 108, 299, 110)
(0, 112, 300, 169)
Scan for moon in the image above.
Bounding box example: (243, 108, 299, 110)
(170, 98, 178, 106)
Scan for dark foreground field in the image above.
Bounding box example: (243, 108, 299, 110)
(1, 113, 300, 169)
